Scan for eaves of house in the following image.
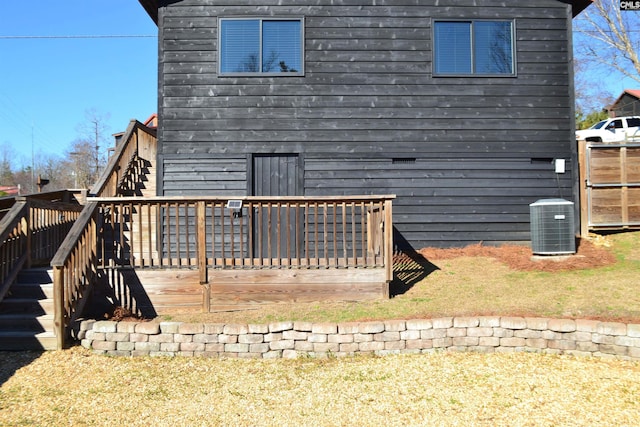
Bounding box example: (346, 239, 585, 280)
(137, 0, 594, 24)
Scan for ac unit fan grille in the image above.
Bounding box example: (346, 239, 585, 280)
(530, 199, 575, 255)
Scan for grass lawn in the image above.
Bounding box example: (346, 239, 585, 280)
(157, 231, 640, 325)
(1, 231, 639, 427)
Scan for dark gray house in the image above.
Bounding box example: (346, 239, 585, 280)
(138, 0, 591, 249)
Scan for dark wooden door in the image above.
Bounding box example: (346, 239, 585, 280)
(252, 155, 301, 259)
(253, 154, 300, 198)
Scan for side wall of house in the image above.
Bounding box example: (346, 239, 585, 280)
(156, 0, 577, 249)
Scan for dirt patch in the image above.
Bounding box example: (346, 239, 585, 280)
(416, 237, 616, 272)
(105, 306, 148, 322)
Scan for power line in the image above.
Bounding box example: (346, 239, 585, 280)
(0, 92, 61, 156)
(0, 34, 156, 39)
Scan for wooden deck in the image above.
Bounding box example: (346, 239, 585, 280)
(44, 120, 394, 349)
(52, 195, 394, 347)
(103, 266, 387, 315)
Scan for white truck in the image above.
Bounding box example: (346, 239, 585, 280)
(576, 116, 640, 143)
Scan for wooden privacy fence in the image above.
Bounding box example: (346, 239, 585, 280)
(578, 140, 640, 235)
(52, 195, 395, 348)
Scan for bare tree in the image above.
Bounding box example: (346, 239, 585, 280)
(67, 139, 97, 189)
(0, 110, 114, 193)
(39, 155, 75, 190)
(239, 51, 282, 73)
(574, 57, 616, 117)
(0, 143, 15, 185)
(239, 53, 260, 72)
(75, 108, 111, 183)
(574, 0, 640, 84)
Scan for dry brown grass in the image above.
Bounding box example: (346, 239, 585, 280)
(1, 347, 639, 426)
(2, 232, 640, 426)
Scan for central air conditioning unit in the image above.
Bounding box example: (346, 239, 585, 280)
(529, 199, 576, 255)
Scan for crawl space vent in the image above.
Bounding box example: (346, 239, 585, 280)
(529, 199, 576, 255)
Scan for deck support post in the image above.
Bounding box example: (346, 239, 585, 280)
(202, 283, 211, 313)
(196, 201, 209, 312)
(53, 266, 65, 350)
(383, 199, 393, 299)
(196, 201, 207, 285)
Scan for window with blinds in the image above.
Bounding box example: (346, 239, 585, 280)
(219, 18, 303, 76)
(433, 20, 515, 76)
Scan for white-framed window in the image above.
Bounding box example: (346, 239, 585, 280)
(433, 20, 515, 76)
(218, 17, 304, 76)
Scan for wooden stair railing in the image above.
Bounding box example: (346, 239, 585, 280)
(91, 119, 157, 198)
(0, 200, 29, 302)
(0, 192, 84, 302)
(0, 197, 17, 222)
(51, 202, 100, 350)
(50, 120, 157, 349)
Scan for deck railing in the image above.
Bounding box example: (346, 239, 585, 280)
(94, 196, 394, 273)
(0, 192, 83, 303)
(51, 195, 394, 348)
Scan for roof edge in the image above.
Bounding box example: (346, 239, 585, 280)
(561, 0, 594, 17)
(610, 89, 640, 110)
(138, 0, 158, 25)
(136, 0, 593, 28)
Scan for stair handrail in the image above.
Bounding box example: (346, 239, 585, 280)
(91, 119, 157, 197)
(0, 191, 85, 303)
(0, 190, 82, 301)
(51, 201, 101, 350)
(0, 196, 18, 222)
(0, 200, 29, 302)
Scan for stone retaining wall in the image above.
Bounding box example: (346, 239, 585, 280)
(78, 316, 640, 360)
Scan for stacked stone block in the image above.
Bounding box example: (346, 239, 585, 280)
(78, 316, 640, 360)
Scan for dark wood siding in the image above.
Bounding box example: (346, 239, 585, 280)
(157, 0, 578, 248)
(161, 156, 247, 196)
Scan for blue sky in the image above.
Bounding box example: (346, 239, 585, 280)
(0, 1, 157, 168)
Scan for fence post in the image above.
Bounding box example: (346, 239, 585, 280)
(620, 146, 629, 226)
(53, 266, 65, 350)
(577, 139, 589, 238)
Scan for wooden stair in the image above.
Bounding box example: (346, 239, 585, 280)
(0, 268, 57, 351)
